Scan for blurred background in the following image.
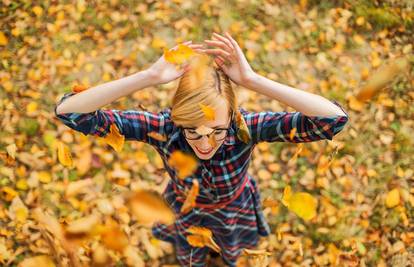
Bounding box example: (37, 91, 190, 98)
(0, 0, 413, 266)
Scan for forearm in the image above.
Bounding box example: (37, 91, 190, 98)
(56, 70, 158, 114)
(244, 73, 347, 117)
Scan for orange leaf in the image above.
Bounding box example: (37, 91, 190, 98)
(127, 189, 176, 226)
(103, 123, 124, 152)
(147, 131, 167, 142)
(100, 219, 129, 252)
(72, 84, 88, 94)
(186, 226, 221, 253)
(168, 151, 198, 179)
(180, 179, 199, 214)
(235, 111, 251, 144)
(289, 127, 297, 140)
(198, 103, 216, 121)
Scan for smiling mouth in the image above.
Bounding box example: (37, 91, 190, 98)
(195, 147, 213, 154)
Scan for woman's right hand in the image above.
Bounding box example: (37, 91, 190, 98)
(146, 41, 205, 84)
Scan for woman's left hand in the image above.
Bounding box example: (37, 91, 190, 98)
(202, 32, 256, 85)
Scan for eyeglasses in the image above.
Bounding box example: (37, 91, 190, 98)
(182, 127, 229, 141)
(181, 112, 234, 141)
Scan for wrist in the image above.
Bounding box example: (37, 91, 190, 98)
(242, 71, 259, 90)
(140, 69, 160, 86)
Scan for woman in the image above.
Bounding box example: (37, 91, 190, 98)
(55, 32, 349, 266)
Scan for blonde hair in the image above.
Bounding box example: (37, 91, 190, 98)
(171, 53, 237, 127)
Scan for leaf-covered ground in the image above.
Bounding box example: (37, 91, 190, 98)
(1, 0, 413, 266)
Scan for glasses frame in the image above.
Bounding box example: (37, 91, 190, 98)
(180, 111, 234, 141)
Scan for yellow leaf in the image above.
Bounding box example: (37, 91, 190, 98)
(348, 95, 364, 111)
(385, 188, 400, 208)
(57, 141, 73, 167)
(168, 150, 198, 179)
(164, 44, 195, 65)
(103, 123, 125, 152)
(0, 32, 8, 46)
(1, 186, 18, 202)
(198, 103, 216, 121)
(127, 189, 176, 226)
(26, 101, 38, 114)
(180, 179, 199, 214)
(282, 186, 317, 221)
(235, 111, 251, 144)
(38, 171, 52, 183)
(32, 6, 43, 17)
(16, 179, 28, 190)
(147, 131, 167, 142)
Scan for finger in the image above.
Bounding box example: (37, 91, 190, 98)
(224, 32, 243, 55)
(212, 33, 234, 53)
(215, 57, 228, 72)
(203, 48, 231, 58)
(204, 40, 233, 55)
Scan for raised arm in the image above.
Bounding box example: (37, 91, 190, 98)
(54, 41, 205, 146)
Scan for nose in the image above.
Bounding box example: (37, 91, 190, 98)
(196, 136, 213, 149)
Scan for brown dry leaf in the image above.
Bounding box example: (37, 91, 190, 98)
(199, 103, 216, 121)
(147, 131, 168, 142)
(103, 123, 125, 152)
(127, 189, 175, 225)
(235, 111, 251, 144)
(186, 226, 221, 253)
(180, 179, 199, 214)
(168, 150, 198, 179)
(18, 255, 56, 267)
(57, 141, 73, 167)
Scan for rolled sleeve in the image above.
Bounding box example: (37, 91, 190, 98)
(54, 92, 173, 147)
(241, 100, 349, 143)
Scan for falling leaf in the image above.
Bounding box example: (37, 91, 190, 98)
(72, 84, 88, 94)
(127, 189, 175, 225)
(385, 188, 400, 208)
(356, 57, 409, 102)
(289, 143, 303, 164)
(208, 133, 217, 148)
(163, 44, 195, 65)
(147, 131, 168, 142)
(235, 111, 251, 144)
(195, 125, 213, 135)
(100, 219, 129, 252)
(57, 141, 73, 167)
(199, 103, 216, 121)
(168, 150, 198, 179)
(180, 179, 199, 214)
(187, 53, 211, 89)
(289, 127, 297, 140)
(282, 186, 317, 221)
(186, 226, 221, 253)
(103, 123, 125, 152)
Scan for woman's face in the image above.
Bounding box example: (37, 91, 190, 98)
(184, 102, 231, 160)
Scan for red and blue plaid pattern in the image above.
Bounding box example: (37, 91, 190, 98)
(55, 92, 349, 266)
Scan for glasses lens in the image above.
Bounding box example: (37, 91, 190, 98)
(183, 129, 228, 141)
